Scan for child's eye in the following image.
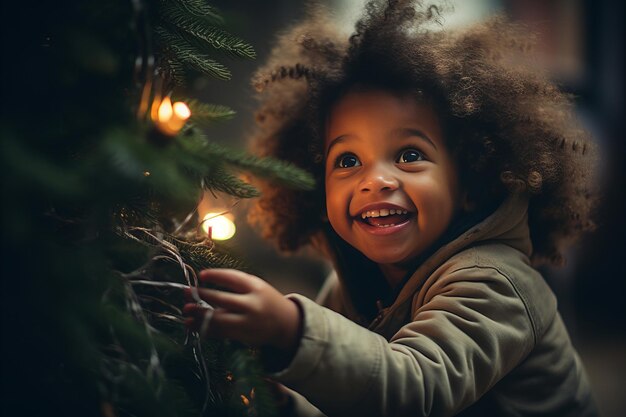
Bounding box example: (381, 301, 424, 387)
(335, 153, 361, 168)
(396, 149, 425, 163)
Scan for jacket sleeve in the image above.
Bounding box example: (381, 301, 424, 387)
(269, 265, 536, 417)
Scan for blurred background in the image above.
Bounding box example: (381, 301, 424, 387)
(190, 1, 624, 415)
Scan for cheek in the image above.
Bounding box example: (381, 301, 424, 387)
(324, 180, 351, 230)
(410, 176, 458, 221)
(324, 185, 342, 221)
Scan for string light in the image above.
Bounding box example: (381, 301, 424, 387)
(201, 212, 236, 240)
(150, 95, 191, 136)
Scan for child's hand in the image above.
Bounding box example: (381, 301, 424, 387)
(183, 269, 302, 354)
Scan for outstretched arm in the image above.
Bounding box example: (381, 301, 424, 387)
(183, 268, 303, 363)
(184, 266, 538, 417)
(266, 265, 538, 417)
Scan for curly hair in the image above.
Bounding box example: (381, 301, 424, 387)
(247, 0, 597, 266)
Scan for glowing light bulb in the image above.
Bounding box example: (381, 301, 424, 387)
(157, 96, 173, 121)
(202, 212, 236, 240)
(151, 96, 191, 136)
(173, 101, 191, 119)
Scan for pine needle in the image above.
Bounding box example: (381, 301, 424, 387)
(177, 133, 316, 191)
(156, 26, 232, 80)
(160, 3, 255, 59)
(204, 142, 316, 190)
(202, 165, 260, 199)
(162, 57, 187, 86)
(171, 0, 225, 26)
(186, 99, 236, 126)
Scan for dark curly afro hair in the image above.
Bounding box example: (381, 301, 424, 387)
(247, 0, 597, 266)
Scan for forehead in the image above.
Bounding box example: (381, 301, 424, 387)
(324, 88, 443, 149)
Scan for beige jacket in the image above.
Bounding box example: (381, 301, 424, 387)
(271, 194, 598, 416)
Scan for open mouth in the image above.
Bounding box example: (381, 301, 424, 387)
(357, 208, 413, 228)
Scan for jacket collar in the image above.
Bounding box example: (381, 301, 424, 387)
(390, 192, 532, 311)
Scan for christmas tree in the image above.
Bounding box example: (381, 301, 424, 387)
(0, 1, 312, 416)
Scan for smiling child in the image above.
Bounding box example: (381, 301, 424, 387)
(324, 89, 461, 288)
(183, 1, 599, 416)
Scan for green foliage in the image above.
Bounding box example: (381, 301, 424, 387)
(159, 2, 255, 59)
(186, 99, 236, 126)
(202, 164, 262, 199)
(171, 0, 225, 26)
(1, 0, 310, 416)
(153, 0, 256, 84)
(156, 26, 233, 81)
(178, 132, 316, 192)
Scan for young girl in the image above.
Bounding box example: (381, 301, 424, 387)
(184, 2, 599, 415)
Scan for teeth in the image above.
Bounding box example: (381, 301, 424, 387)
(360, 208, 408, 219)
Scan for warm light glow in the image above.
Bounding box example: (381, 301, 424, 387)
(151, 96, 191, 135)
(157, 96, 173, 121)
(202, 212, 236, 240)
(173, 101, 191, 119)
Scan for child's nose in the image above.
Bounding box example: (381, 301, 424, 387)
(359, 167, 399, 193)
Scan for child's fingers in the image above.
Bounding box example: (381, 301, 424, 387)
(198, 269, 258, 293)
(183, 303, 209, 317)
(184, 309, 246, 340)
(184, 306, 225, 331)
(185, 288, 248, 312)
(209, 311, 246, 340)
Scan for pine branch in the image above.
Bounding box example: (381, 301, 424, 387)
(156, 26, 232, 80)
(159, 2, 255, 59)
(175, 133, 315, 191)
(171, 0, 225, 26)
(99, 129, 197, 205)
(203, 165, 260, 199)
(176, 239, 246, 271)
(186, 99, 236, 126)
(162, 56, 188, 86)
(227, 153, 316, 191)
(203, 141, 315, 191)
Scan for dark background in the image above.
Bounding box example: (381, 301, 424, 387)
(192, 1, 624, 415)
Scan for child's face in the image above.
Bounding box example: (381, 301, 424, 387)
(324, 89, 461, 267)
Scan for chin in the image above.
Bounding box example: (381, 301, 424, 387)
(359, 248, 414, 265)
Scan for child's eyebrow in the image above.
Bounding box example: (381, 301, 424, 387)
(325, 134, 350, 155)
(392, 128, 437, 150)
